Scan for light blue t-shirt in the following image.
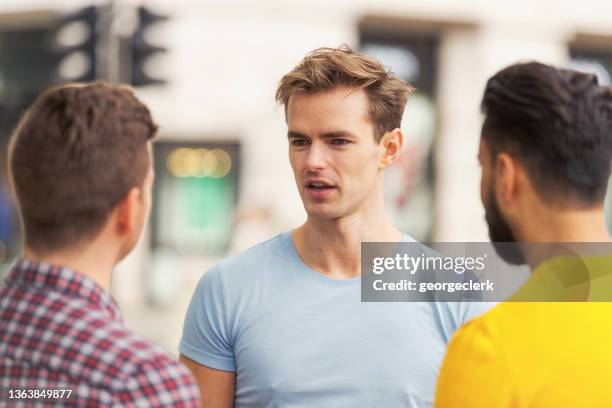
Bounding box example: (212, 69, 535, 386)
(180, 232, 491, 407)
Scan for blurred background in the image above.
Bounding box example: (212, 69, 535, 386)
(1, 0, 612, 355)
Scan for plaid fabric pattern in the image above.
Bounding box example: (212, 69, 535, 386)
(0, 259, 200, 407)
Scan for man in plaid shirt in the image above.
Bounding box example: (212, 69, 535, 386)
(0, 83, 200, 407)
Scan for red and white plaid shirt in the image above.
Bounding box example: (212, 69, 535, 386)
(0, 259, 201, 407)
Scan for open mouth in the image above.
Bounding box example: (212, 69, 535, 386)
(306, 182, 335, 190)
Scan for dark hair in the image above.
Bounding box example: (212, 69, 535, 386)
(276, 45, 414, 142)
(481, 62, 612, 206)
(9, 82, 157, 254)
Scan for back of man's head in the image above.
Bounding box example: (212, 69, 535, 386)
(481, 62, 612, 207)
(9, 82, 157, 255)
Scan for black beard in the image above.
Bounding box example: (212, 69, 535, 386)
(484, 188, 526, 265)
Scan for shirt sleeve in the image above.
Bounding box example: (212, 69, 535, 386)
(179, 265, 236, 372)
(434, 319, 517, 408)
(114, 360, 201, 407)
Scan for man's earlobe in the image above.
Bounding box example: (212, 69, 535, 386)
(115, 187, 140, 234)
(115, 200, 130, 234)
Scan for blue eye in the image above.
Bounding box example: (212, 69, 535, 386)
(331, 138, 349, 145)
(291, 139, 309, 147)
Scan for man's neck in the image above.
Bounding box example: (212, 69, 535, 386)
(520, 208, 611, 269)
(292, 212, 401, 280)
(521, 208, 610, 243)
(24, 245, 116, 292)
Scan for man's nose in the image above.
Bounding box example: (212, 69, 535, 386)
(304, 141, 328, 171)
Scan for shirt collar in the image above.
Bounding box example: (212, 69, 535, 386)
(5, 258, 123, 322)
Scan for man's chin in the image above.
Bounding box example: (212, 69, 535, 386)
(304, 204, 343, 220)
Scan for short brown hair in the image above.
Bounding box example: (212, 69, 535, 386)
(9, 82, 157, 254)
(276, 45, 414, 141)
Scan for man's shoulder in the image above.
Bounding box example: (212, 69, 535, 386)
(215, 232, 292, 279)
(449, 301, 523, 354)
(102, 323, 183, 372)
(436, 305, 513, 407)
(78, 323, 199, 405)
(47, 305, 186, 380)
(191, 231, 301, 311)
(0, 287, 191, 382)
(465, 301, 610, 341)
(441, 304, 508, 377)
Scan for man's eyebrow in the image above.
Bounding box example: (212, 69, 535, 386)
(287, 130, 356, 139)
(321, 130, 355, 139)
(287, 130, 308, 138)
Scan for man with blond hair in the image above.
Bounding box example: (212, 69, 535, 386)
(180, 46, 488, 407)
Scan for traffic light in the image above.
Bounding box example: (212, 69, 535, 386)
(131, 6, 168, 87)
(0, 17, 58, 105)
(51, 5, 98, 83)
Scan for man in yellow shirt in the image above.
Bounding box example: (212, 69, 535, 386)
(435, 62, 612, 407)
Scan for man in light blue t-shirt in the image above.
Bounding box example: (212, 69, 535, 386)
(179, 46, 490, 407)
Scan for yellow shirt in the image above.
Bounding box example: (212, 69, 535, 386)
(435, 256, 612, 407)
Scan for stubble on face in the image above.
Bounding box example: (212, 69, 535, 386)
(481, 142, 525, 265)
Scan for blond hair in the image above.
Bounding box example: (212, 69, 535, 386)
(276, 45, 414, 141)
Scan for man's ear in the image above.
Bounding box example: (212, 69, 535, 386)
(378, 128, 404, 169)
(494, 152, 518, 209)
(114, 187, 142, 235)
